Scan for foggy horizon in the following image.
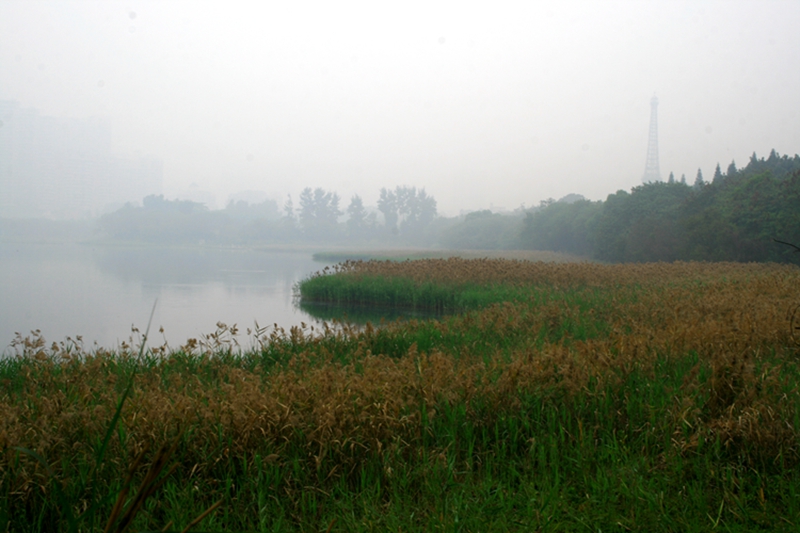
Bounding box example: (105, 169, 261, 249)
(2, 0, 800, 217)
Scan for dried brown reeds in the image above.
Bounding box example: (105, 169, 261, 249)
(312, 256, 799, 290)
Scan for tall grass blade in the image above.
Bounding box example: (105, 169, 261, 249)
(80, 299, 158, 529)
(180, 499, 223, 533)
(103, 446, 148, 533)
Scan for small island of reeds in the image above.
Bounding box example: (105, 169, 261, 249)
(3, 258, 800, 531)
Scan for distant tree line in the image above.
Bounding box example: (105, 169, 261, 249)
(98, 194, 228, 244)
(97, 186, 439, 246)
(96, 148, 800, 264)
(521, 150, 800, 263)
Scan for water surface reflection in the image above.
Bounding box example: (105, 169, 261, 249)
(0, 243, 331, 351)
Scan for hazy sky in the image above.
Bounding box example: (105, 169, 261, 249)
(1, 0, 799, 215)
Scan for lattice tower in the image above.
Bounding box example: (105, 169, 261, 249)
(642, 96, 661, 183)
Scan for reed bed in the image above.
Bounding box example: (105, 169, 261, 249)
(2, 260, 800, 531)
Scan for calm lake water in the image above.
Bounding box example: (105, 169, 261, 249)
(1, 243, 338, 353)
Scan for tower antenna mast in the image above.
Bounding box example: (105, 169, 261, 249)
(642, 96, 661, 183)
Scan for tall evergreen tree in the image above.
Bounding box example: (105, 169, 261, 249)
(694, 168, 705, 188)
(726, 160, 737, 178)
(712, 163, 724, 184)
(668, 171, 675, 184)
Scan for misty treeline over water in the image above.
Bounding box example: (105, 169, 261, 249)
(97, 185, 447, 248)
(90, 149, 800, 264)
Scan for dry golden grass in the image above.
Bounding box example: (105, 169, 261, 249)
(321, 256, 797, 290)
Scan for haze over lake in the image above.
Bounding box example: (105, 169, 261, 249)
(3, 1, 799, 216)
(0, 243, 333, 352)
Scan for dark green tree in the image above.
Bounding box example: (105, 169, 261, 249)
(694, 168, 705, 189)
(712, 163, 724, 184)
(768, 149, 779, 163)
(726, 160, 737, 178)
(593, 182, 692, 262)
(521, 199, 602, 256)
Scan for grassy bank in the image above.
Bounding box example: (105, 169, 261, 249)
(2, 260, 800, 531)
(311, 249, 589, 263)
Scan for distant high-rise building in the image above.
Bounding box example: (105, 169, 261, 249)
(642, 96, 661, 184)
(0, 100, 162, 219)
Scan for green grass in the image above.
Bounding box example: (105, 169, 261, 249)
(5, 350, 798, 531)
(298, 272, 593, 314)
(301, 273, 504, 312)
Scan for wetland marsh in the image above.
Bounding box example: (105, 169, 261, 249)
(3, 258, 800, 531)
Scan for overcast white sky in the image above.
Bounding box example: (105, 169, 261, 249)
(1, 0, 799, 215)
